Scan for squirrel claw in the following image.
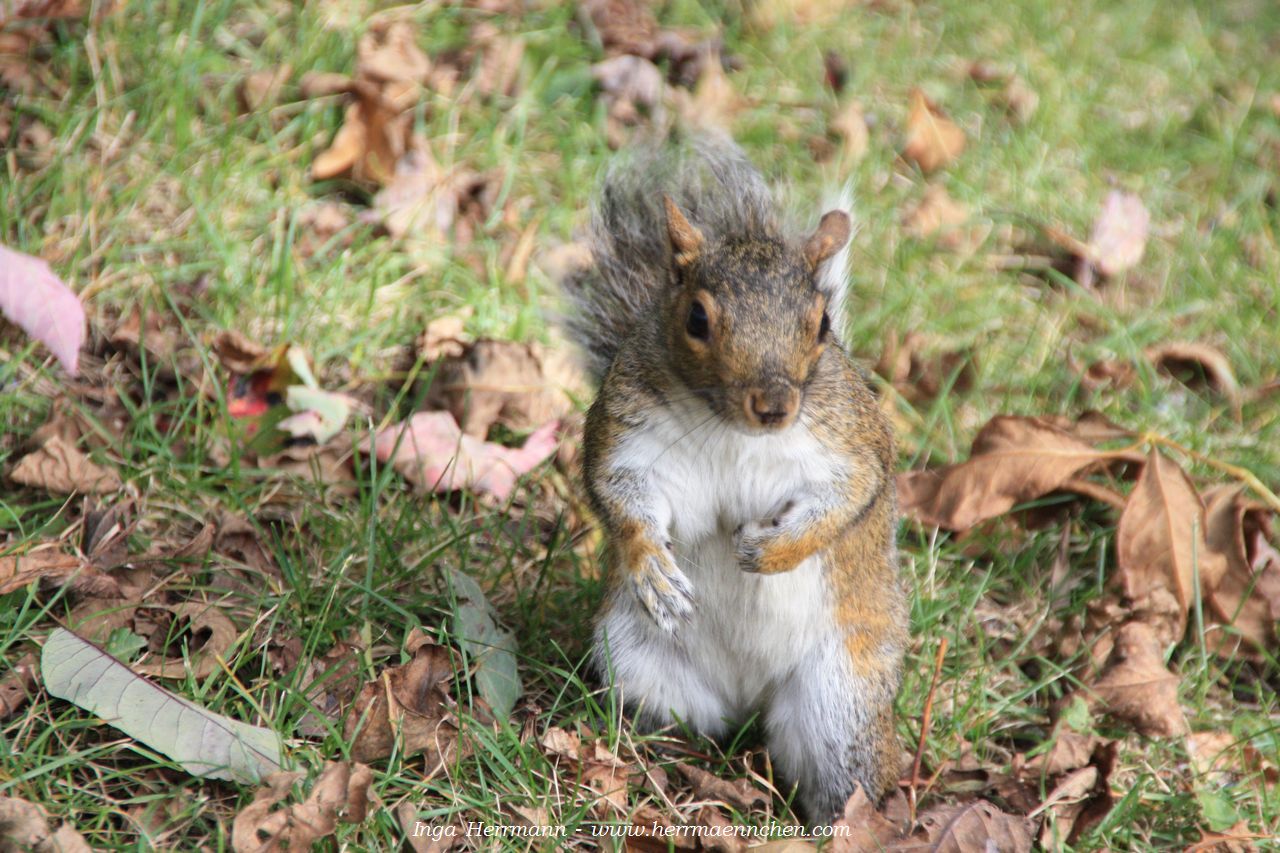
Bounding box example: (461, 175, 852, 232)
(631, 554, 694, 632)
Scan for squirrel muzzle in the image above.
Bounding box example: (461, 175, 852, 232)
(743, 382, 800, 431)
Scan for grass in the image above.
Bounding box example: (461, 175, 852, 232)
(3, 0, 1280, 849)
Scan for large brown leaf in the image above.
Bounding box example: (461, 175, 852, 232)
(1202, 486, 1280, 658)
(898, 415, 1138, 531)
(902, 89, 966, 174)
(231, 762, 373, 853)
(1115, 449, 1224, 645)
(1089, 621, 1188, 737)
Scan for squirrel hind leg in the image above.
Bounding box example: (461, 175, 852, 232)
(765, 641, 902, 825)
(593, 603, 733, 738)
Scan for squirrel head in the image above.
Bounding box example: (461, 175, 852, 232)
(662, 196, 851, 433)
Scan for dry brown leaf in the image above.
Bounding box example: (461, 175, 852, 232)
(902, 184, 969, 240)
(830, 784, 903, 851)
(397, 801, 462, 853)
(0, 653, 38, 720)
(231, 762, 373, 853)
(903, 799, 1034, 852)
(1202, 486, 1280, 657)
(1, 551, 86, 595)
(582, 0, 658, 57)
(212, 329, 269, 374)
(343, 640, 463, 767)
(675, 763, 769, 812)
(830, 99, 869, 168)
(10, 435, 121, 495)
(623, 805, 696, 853)
(237, 65, 291, 113)
(425, 339, 578, 438)
(312, 82, 407, 185)
(0, 795, 92, 852)
(133, 602, 238, 680)
(1116, 449, 1222, 646)
(897, 415, 1140, 531)
(356, 20, 430, 88)
(1145, 342, 1240, 399)
(903, 89, 966, 173)
(472, 29, 524, 99)
(1089, 621, 1188, 736)
(299, 71, 352, 99)
(875, 330, 976, 405)
(999, 75, 1039, 124)
(675, 52, 744, 132)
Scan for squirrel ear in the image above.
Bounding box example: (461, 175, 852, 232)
(664, 195, 704, 267)
(803, 210, 852, 271)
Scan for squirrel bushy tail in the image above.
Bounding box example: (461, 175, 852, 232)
(562, 134, 852, 383)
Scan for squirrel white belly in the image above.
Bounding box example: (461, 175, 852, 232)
(562, 135, 907, 822)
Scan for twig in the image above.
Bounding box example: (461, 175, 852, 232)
(909, 636, 948, 825)
(1143, 431, 1280, 514)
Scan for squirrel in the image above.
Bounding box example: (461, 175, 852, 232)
(560, 135, 908, 823)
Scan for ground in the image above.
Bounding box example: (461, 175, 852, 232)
(2, 0, 1279, 849)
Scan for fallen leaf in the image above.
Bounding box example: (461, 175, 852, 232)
(903, 89, 966, 173)
(471, 28, 523, 98)
(1116, 449, 1223, 646)
(131, 602, 238, 680)
(674, 51, 744, 132)
(343, 638, 463, 767)
(312, 81, 406, 185)
(903, 184, 969, 239)
(445, 568, 522, 720)
(397, 801, 463, 853)
(830, 784, 902, 851)
(365, 144, 460, 240)
(1085, 190, 1149, 278)
(212, 329, 269, 374)
(582, 0, 658, 57)
(0, 243, 85, 376)
(371, 412, 557, 501)
(238, 65, 291, 113)
(0, 796, 92, 852)
(906, 799, 1034, 852)
(897, 415, 1140, 531)
(1145, 342, 1240, 399)
(875, 330, 976, 405)
(231, 762, 373, 853)
(676, 763, 769, 812)
(1203, 486, 1280, 657)
(0, 653, 38, 720)
(418, 310, 472, 362)
(424, 339, 577, 438)
(9, 435, 121, 495)
(1088, 621, 1188, 736)
(41, 627, 284, 783)
(299, 70, 352, 99)
(830, 99, 869, 168)
(999, 75, 1039, 123)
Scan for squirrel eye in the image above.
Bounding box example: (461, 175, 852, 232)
(818, 311, 831, 342)
(686, 299, 710, 341)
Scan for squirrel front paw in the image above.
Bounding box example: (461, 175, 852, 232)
(628, 545, 694, 632)
(735, 502, 803, 575)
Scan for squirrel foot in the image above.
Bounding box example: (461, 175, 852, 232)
(629, 545, 694, 631)
(735, 501, 799, 574)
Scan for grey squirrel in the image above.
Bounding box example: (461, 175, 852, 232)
(561, 135, 907, 822)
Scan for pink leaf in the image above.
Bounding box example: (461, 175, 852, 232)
(0, 245, 85, 375)
(371, 412, 557, 500)
(1088, 191, 1149, 277)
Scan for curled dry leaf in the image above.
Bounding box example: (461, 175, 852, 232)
(829, 784, 902, 852)
(237, 64, 291, 113)
(675, 763, 769, 812)
(907, 798, 1035, 852)
(231, 762, 373, 853)
(902, 89, 966, 173)
(424, 339, 580, 438)
(0, 653, 38, 720)
(1088, 621, 1188, 737)
(875, 330, 976, 405)
(9, 434, 122, 495)
(418, 310, 471, 362)
(902, 184, 969, 241)
(830, 98, 869, 169)
(1145, 342, 1240, 399)
(343, 638, 463, 767)
(0, 243, 85, 375)
(371, 412, 558, 501)
(0, 796, 92, 853)
(1202, 486, 1280, 658)
(132, 602, 238, 680)
(1115, 449, 1223, 646)
(898, 415, 1140, 531)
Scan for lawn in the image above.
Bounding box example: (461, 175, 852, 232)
(2, 0, 1279, 849)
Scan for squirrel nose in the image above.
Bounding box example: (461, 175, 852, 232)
(746, 387, 798, 428)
